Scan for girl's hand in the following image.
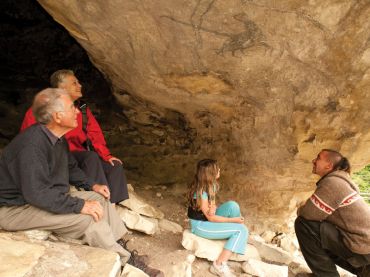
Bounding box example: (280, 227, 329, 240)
(207, 204, 217, 216)
(233, 217, 244, 224)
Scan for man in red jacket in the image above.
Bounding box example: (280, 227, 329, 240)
(21, 69, 129, 204)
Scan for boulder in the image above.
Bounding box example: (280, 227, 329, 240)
(121, 264, 149, 277)
(289, 254, 356, 277)
(249, 234, 292, 265)
(117, 206, 159, 235)
(168, 254, 195, 277)
(119, 191, 164, 219)
(280, 234, 299, 255)
(0, 237, 45, 277)
(0, 236, 121, 277)
(159, 218, 183, 233)
(181, 229, 260, 262)
(22, 229, 51, 241)
(267, 232, 300, 255)
(260, 230, 276, 243)
(242, 258, 288, 277)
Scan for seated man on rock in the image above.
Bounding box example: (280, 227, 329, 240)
(21, 69, 128, 205)
(0, 88, 163, 277)
(295, 149, 370, 277)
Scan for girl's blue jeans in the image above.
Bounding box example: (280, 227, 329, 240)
(190, 201, 248, 255)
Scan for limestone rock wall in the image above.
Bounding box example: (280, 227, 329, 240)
(37, 0, 370, 231)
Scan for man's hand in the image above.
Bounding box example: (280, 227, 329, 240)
(81, 200, 103, 222)
(108, 156, 122, 166)
(92, 184, 110, 200)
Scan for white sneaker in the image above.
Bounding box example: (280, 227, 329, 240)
(209, 261, 235, 277)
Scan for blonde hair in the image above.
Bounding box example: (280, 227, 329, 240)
(187, 159, 220, 210)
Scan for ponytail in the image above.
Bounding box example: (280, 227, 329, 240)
(333, 157, 351, 174)
(322, 149, 351, 174)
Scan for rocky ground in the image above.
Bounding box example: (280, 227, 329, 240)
(0, 182, 357, 277)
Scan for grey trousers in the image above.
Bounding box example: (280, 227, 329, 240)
(0, 191, 130, 260)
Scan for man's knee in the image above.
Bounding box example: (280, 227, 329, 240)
(82, 151, 101, 164)
(295, 216, 322, 245)
(76, 214, 94, 231)
(72, 191, 106, 203)
(107, 160, 123, 174)
(53, 213, 95, 239)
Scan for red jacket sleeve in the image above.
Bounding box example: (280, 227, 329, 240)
(85, 108, 112, 161)
(20, 108, 37, 131)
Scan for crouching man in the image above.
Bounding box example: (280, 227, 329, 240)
(0, 88, 163, 276)
(295, 149, 370, 277)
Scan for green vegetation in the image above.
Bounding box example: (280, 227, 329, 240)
(353, 165, 370, 204)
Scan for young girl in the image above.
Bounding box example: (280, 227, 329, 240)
(187, 159, 248, 277)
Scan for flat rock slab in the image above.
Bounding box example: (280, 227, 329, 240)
(182, 229, 260, 262)
(0, 237, 45, 277)
(121, 264, 149, 277)
(242, 258, 288, 277)
(159, 218, 183, 234)
(0, 234, 121, 277)
(119, 191, 164, 219)
(117, 206, 159, 235)
(249, 235, 292, 265)
(167, 254, 195, 277)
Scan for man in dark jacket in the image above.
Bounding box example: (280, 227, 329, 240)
(295, 149, 370, 277)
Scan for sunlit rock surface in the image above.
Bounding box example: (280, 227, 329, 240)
(0, 233, 121, 277)
(181, 229, 260, 262)
(242, 259, 288, 277)
(37, 0, 370, 231)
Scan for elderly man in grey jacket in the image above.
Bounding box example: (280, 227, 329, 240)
(0, 88, 130, 257)
(0, 88, 165, 277)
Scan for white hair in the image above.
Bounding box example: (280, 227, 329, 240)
(32, 88, 68, 124)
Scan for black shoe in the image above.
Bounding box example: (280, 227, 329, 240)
(117, 238, 130, 249)
(357, 264, 370, 277)
(127, 253, 164, 277)
(117, 239, 150, 265)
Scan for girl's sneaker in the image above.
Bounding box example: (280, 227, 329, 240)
(209, 261, 235, 277)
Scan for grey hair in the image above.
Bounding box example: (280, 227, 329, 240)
(50, 69, 74, 88)
(32, 88, 68, 124)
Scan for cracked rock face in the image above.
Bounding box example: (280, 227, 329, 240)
(36, 0, 370, 231)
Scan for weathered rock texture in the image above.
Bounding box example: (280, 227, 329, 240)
(182, 229, 260, 262)
(0, 232, 121, 277)
(36, 0, 370, 231)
